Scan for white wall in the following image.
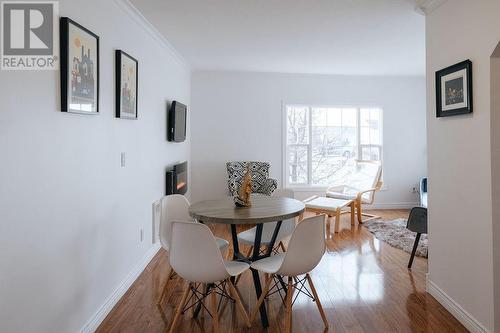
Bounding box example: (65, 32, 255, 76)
(425, 1, 500, 331)
(0, 1, 190, 332)
(191, 71, 426, 206)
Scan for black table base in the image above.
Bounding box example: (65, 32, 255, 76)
(229, 221, 283, 328)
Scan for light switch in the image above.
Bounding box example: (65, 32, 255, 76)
(121, 152, 126, 167)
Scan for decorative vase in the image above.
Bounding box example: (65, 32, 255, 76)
(234, 166, 252, 207)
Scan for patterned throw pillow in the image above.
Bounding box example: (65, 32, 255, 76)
(226, 161, 275, 196)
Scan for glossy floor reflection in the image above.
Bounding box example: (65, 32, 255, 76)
(97, 210, 467, 332)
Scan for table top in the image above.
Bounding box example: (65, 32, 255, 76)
(189, 196, 305, 225)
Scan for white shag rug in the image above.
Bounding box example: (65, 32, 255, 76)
(363, 218, 428, 258)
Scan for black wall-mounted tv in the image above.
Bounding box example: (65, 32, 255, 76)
(168, 101, 187, 142)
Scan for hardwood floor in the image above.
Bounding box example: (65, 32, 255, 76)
(97, 210, 467, 333)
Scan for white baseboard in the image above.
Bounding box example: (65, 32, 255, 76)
(426, 278, 490, 333)
(80, 243, 161, 333)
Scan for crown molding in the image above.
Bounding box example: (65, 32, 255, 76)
(414, 0, 448, 15)
(113, 0, 191, 71)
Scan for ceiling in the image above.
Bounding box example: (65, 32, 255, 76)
(131, 0, 426, 76)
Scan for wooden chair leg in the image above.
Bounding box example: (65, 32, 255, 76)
(306, 274, 328, 329)
(334, 208, 341, 233)
(200, 283, 206, 318)
(158, 268, 176, 305)
(357, 199, 363, 224)
(190, 285, 196, 318)
(168, 283, 191, 333)
(245, 245, 254, 258)
(250, 274, 273, 323)
(350, 202, 355, 226)
(285, 276, 294, 333)
(279, 241, 287, 252)
(408, 233, 421, 269)
(211, 289, 220, 333)
(227, 280, 251, 328)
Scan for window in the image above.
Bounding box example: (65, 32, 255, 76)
(285, 105, 383, 187)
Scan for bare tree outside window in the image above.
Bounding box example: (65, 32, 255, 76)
(287, 107, 308, 184)
(286, 106, 382, 187)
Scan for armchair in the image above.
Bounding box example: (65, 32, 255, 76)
(326, 160, 382, 223)
(226, 161, 278, 196)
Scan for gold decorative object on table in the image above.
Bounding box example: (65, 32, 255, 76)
(234, 166, 252, 207)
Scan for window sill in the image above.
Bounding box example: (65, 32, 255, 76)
(285, 186, 328, 192)
(285, 186, 388, 192)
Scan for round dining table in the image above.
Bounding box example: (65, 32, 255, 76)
(189, 195, 305, 328)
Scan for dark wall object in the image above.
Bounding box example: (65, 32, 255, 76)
(436, 60, 473, 117)
(60, 17, 100, 114)
(115, 50, 138, 119)
(167, 101, 187, 142)
(166, 161, 188, 195)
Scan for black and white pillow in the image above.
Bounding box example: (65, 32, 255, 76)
(226, 161, 276, 196)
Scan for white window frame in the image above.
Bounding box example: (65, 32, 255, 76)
(282, 104, 383, 190)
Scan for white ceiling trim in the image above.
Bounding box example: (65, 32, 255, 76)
(414, 0, 448, 15)
(113, 0, 191, 71)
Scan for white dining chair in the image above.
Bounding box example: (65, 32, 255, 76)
(157, 194, 229, 306)
(250, 214, 328, 332)
(168, 221, 251, 333)
(236, 189, 296, 257)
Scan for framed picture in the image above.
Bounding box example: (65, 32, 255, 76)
(436, 60, 472, 117)
(115, 50, 138, 119)
(60, 17, 99, 114)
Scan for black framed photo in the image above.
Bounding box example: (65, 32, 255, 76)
(115, 50, 138, 119)
(60, 17, 99, 114)
(436, 60, 472, 117)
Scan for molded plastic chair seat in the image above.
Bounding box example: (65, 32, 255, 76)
(216, 238, 230, 249)
(237, 225, 291, 246)
(249, 253, 285, 274)
(224, 260, 251, 276)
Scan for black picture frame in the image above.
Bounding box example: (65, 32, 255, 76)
(60, 17, 100, 114)
(115, 50, 138, 119)
(435, 60, 472, 117)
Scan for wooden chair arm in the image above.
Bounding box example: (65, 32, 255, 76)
(356, 188, 378, 201)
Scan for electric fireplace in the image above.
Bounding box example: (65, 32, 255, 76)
(166, 161, 188, 195)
